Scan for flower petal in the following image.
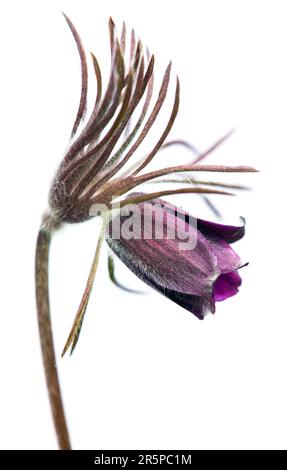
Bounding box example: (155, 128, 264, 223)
(197, 217, 245, 244)
(129, 194, 245, 244)
(213, 270, 242, 301)
(140, 282, 215, 320)
(106, 201, 220, 299)
(123, 195, 243, 272)
(203, 234, 241, 274)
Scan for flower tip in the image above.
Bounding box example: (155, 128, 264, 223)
(238, 166, 259, 172)
(61, 346, 68, 358)
(239, 262, 249, 269)
(109, 16, 116, 28)
(247, 166, 259, 172)
(61, 339, 75, 357)
(227, 127, 236, 137)
(61, 11, 71, 25)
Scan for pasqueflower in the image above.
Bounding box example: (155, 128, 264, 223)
(106, 195, 246, 320)
(35, 14, 257, 450)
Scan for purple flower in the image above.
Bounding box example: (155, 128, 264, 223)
(35, 14, 257, 451)
(106, 196, 245, 319)
(43, 15, 257, 356)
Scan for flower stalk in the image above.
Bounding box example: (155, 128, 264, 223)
(35, 224, 71, 450)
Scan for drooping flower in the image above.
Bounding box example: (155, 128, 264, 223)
(45, 15, 257, 356)
(40, 15, 256, 357)
(35, 13, 257, 450)
(106, 195, 246, 319)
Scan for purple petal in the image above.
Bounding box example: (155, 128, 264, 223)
(142, 284, 215, 320)
(129, 193, 246, 244)
(126, 195, 243, 273)
(213, 270, 242, 301)
(106, 201, 219, 298)
(197, 217, 245, 244)
(203, 234, 241, 273)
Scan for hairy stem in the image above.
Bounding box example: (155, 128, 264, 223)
(35, 227, 71, 450)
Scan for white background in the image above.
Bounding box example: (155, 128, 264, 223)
(0, 0, 286, 450)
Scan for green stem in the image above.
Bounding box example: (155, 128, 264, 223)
(35, 227, 71, 450)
